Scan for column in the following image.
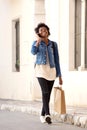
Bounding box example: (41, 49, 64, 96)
(79, 0, 85, 70)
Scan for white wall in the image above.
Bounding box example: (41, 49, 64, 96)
(45, 0, 87, 107)
(0, 0, 45, 101)
(0, 0, 35, 100)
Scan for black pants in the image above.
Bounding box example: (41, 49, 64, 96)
(37, 78, 54, 116)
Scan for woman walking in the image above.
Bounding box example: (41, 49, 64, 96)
(31, 23, 63, 124)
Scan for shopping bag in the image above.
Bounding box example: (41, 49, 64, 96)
(54, 87, 66, 114)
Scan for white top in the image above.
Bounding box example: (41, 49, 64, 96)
(35, 48, 56, 81)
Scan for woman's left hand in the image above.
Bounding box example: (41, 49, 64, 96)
(59, 77, 63, 85)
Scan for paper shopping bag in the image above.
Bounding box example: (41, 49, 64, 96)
(54, 87, 66, 114)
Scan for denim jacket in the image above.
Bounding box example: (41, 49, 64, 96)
(31, 40, 61, 77)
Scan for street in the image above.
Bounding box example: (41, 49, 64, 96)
(0, 110, 86, 130)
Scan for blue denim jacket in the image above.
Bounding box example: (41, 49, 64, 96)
(31, 40, 61, 77)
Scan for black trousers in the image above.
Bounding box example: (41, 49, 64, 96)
(37, 78, 54, 116)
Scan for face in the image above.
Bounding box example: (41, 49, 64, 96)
(38, 27, 49, 38)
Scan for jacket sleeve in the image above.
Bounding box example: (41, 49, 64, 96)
(31, 41, 39, 55)
(54, 42, 62, 77)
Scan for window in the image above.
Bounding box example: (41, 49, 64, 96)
(75, 0, 87, 69)
(75, 0, 81, 69)
(12, 19, 20, 72)
(85, 0, 87, 68)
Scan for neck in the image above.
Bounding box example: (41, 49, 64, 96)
(43, 38, 48, 45)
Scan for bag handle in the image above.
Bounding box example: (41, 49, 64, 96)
(54, 85, 62, 90)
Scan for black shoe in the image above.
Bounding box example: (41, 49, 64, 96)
(45, 115, 52, 124)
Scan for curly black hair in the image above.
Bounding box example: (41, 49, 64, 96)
(34, 23, 50, 35)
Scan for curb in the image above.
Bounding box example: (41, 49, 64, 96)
(0, 104, 87, 128)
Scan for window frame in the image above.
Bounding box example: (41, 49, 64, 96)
(12, 18, 20, 72)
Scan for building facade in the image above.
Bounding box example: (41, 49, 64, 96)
(0, 0, 87, 107)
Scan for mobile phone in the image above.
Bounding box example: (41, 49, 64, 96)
(37, 33, 42, 38)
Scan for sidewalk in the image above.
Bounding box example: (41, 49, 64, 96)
(0, 99, 87, 128)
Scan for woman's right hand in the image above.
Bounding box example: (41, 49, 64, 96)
(35, 34, 42, 47)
